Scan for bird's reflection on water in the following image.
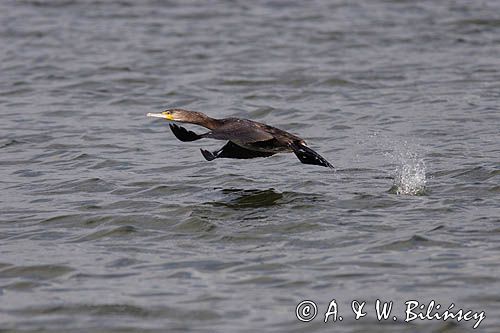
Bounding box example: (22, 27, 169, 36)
(209, 188, 323, 209)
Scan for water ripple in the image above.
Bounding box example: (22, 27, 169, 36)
(1, 0, 499, 331)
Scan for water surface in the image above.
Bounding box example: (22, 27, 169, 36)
(1, 1, 499, 332)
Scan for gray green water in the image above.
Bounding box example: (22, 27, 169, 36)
(1, 1, 499, 332)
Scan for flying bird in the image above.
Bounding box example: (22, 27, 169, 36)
(147, 108, 333, 168)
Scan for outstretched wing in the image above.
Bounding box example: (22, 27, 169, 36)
(169, 123, 202, 142)
(289, 141, 334, 169)
(203, 120, 275, 142)
(200, 141, 275, 161)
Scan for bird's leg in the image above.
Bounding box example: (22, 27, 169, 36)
(289, 141, 334, 169)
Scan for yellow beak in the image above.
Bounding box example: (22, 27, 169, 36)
(146, 112, 174, 120)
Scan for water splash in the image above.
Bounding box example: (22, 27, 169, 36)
(387, 142, 427, 196)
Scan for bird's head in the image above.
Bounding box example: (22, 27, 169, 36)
(147, 108, 187, 121)
(147, 108, 214, 127)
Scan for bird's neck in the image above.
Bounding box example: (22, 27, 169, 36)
(188, 113, 222, 130)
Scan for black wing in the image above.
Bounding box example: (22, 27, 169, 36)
(290, 141, 334, 169)
(169, 123, 202, 142)
(203, 120, 275, 142)
(200, 141, 275, 161)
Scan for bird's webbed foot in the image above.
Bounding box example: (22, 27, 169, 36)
(290, 141, 334, 169)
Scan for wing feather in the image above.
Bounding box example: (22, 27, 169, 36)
(203, 120, 274, 142)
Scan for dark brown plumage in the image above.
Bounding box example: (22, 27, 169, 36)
(147, 108, 333, 168)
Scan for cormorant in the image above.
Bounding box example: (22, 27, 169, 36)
(147, 108, 333, 168)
